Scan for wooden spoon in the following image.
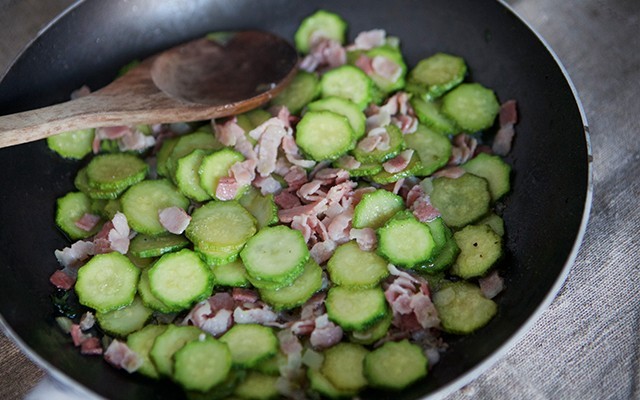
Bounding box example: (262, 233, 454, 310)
(0, 31, 298, 148)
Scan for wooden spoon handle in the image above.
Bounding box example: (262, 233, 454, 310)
(0, 95, 139, 148)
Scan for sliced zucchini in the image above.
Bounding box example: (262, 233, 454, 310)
(295, 110, 356, 161)
(121, 179, 189, 235)
(348, 310, 393, 345)
(126, 324, 168, 379)
(410, 96, 457, 135)
(404, 124, 452, 176)
(363, 339, 427, 390)
(173, 336, 232, 392)
(199, 148, 247, 200)
(95, 296, 153, 337)
(461, 153, 511, 201)
(320, 65, 372, 110)
(186, 200, 257, 250)
(240, 225, 309, 284)
(220, 324, 278, 368)
(353, 124, 404, 164)
(47, 128, 94, 160)
(55, 191, 101, 239)
(294, 10, 348, 54)
(148, 249, 214, 310)
(149, 324, 203, 377)
(128, 232, 189, 258)
(451, 224, 503, 279)
(258, 258, 323, 310)
(307, 367, 357, 399)
(326, 241, 389, 288)
(325, 286, 387, 331)
(376, 212, 435, 267)
(85, 153, 148, 191)
(137, 268, 181, 314)
(270, 70, 320, 114)
(166, 131, 224, 180)
(238, 186, 279, 230)
(307, 96, 367, 139)
(320, 343, 369, 392)
(233, 371, 280, 400)
(407, 53, 467, 100)
(212, 259, 250, 288)
(175, 149, 212, 202)
(441, 83, 500, 132)
(432, 281, 498, 334)
(352, 189, 405, 229)
(430, 173, 491, 228)
(75, 252, 140, 313)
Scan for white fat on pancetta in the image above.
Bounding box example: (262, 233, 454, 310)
(158, 206, 191, 235)
(104, 340, 143, 373)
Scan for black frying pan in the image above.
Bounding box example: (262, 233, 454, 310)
(0, 0, 591, 399)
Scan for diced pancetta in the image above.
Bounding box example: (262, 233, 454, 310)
(74, 213, 101, 232)
(278, 199, 328, 223)
(349, 227, 377, 251)
(310, 239, 337, 264)
(499, 99, 518, 126)
(230, 159, 257, 186)
(283, 166, 308, 192)
(335, 155, 361, 170)
(232, 288, 259, 304)
(70, 85, 91, 99)
(410, 193, 441, 223)
(253, 175, 283, 195)
(309, 314, 343, 350)
(215, 176, 241, 201)
(118, 129, 155, 152)
(79, 311, 96, 331)
(214, 117, 246, 147)
(278, 328, 303, 356)
(256, 124, 288, 177)
(70, 324, 91, 347)
(354, 54, 374, 75)
(371, 55, 403, 83)
(299, 38, 346, 73)
(382, 149, 414, 173)
(432, 166, 466, 179)
(493, 124, 515, 157)
(282, 135, 316, 169)
(275, 191, 302, 210)
(479, 270, 505, 299)
(80, 337, 103, 355)
(49, 269, 76, 290)
(158, 206, 191, 234)
(233, 305, 278, 325)
(199, 309, 233, 337)
(357, 126, 391, 153)
(349, 29, 387, 50)
(108, 212, 131, 254)
(104, 340, 143, 373)
(326, 208, 353, 244)
(449, 134, 478, 165)
(54, 240, 95, 269)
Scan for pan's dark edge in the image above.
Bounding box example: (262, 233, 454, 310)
(0, 0, 591, 399)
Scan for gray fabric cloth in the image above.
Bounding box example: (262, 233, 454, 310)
(1, 0, 638, 399)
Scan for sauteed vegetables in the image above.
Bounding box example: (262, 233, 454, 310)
(48, 9, 517, 399)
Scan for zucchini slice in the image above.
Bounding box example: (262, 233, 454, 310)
(75, 252, 140, 313)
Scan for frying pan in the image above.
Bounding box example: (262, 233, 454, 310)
(0, 0, 591, 399)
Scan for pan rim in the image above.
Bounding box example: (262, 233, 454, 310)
(0, 0, 593, 399)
